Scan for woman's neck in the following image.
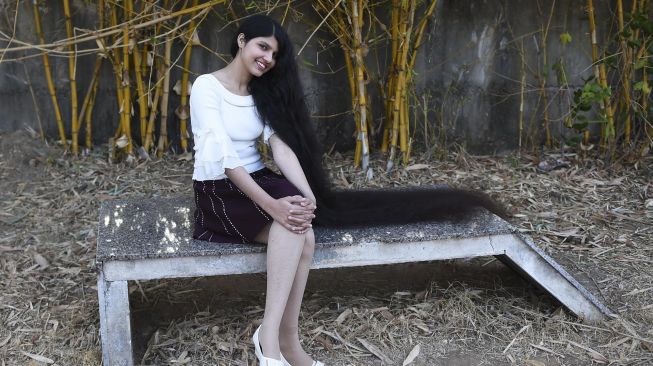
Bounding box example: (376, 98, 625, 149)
(217, 58, 251, 95)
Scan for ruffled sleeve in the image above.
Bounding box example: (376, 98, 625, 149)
(190, 76, 243, 179)
(263, 123, 276, 146)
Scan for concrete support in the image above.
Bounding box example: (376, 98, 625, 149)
(98, 271, 133, 366)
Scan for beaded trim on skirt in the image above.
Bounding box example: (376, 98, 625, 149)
(192, 168, 302, 244)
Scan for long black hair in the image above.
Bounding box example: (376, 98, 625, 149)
(233, 15, 507, 226)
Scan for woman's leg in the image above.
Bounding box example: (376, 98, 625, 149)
(255, 221, 306, 359)
(278, 229, 316, 365)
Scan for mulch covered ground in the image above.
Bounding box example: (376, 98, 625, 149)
(1, 130, 651, 365)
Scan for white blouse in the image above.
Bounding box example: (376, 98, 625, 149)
(190, 74, 274, 181)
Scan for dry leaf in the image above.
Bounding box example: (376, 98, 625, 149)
(523, 360, 545, 366)
(173, 80, 193, 95)
(116, 135, 129, 148)
(191, 30, 201, 45)
(21, 352, 54, 364)
(357, 338, 392, 364)
(335, 308, 352, 325)
(32, 252, 49, 270)
(405, 164, 429, 171)
(402, 344, 420, 365)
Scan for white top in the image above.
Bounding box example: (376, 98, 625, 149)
(190, 74, 275, 181)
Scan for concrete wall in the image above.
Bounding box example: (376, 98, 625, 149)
(0, 1, 610, 153)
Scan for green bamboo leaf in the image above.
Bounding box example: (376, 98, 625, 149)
(559, 32, 572, 45)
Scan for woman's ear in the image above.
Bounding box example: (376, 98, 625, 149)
(237, 33, 246, 48)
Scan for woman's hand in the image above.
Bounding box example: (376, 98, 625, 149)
(288, 197, 316, 232)
(268, 195, 316, 233)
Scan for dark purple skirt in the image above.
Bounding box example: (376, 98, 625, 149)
(193, 168, 302, 244)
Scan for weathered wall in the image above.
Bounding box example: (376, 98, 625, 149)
(0, 1, 610, 153)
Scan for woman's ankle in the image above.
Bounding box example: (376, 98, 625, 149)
(258, 323, 281, 358)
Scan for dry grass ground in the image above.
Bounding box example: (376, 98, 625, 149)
(0, 130, 651, 365)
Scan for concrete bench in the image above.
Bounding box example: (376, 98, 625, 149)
(96, 195, 612, 366)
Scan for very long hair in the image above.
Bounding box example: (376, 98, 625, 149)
(249, 54, 507, 227)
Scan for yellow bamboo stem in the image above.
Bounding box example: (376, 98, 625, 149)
(400, 1, 416, 162)
(133, 47, 148, 142)
(616, 0, 629, 145)
(408, 0, 438, 71)
(382, 0, 400, 152)
(144, 62, 163, 152)
(586, 0, 598, 143)
(32, 0, 67, 148)
(4, 0, 226, 54)
(157, 32, 173, 156)
(587, 0, 614, 147)
(539, 0, 555, 148)
(77, 56, 103, 131)
(519, 40, 526, 151)
(63, 0, 79, 154)
(351, 0, 369, 170)
(179, 0, 199, 153)
(121, 25, 133, 155)
(85, 65, 100, 149)
(640, 0, 649, 118)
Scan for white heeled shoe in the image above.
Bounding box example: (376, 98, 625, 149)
(280, 353, 324, 366)
(253, 325, 284, 366)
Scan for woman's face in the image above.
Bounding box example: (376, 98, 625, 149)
(238, 34, 278, 77)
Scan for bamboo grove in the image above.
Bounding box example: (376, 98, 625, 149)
(1, 1, 651, 166)
(25, 0, 222, 160)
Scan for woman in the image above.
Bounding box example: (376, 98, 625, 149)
(191, 14, 506, 366)
(191, 15, 323, 366)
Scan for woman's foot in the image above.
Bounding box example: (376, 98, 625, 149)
(254, 325, 283, 365)
(279, 329, 316, 366)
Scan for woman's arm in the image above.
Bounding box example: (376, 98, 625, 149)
(268, 134, 317, 222)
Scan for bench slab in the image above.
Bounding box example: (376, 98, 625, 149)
(96, 195, 612, 366)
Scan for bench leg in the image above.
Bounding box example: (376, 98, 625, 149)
(98, 271, 134, 366)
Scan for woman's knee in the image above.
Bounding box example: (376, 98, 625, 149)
(301, 229, 315, 259)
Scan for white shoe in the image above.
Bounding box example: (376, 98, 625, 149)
(279, 353, 324, 366)
(253, 325, 284, 366)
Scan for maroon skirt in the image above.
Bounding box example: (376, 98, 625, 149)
(193, 168, 302, 244)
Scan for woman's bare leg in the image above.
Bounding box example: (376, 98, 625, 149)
(254, 221, 306, 360)
(279, 229, 315, 366)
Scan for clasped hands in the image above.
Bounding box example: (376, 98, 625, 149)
(270, 195, 316, 234)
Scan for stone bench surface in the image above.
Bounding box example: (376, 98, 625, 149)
(96, 195, 514, 263)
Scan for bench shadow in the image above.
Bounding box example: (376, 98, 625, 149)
(129, 257, 558, 363)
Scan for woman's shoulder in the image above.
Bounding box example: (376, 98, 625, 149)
(190, 74, 225, 104)
(193, 74, 220, 90)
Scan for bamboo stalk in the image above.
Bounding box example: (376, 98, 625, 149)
(400, 1, 416, 164)
(144, 66, 162, 152)
(179, 0, 199, 153)
(133, 45, 148, 142)
(616, 0, 633, 144)
(157, 31, 173, 156)
(85, 64, 100, 149)
(386, 1, 406, 166)
(351, 0, 369, 170)
(639, 0, 649, 122)
(77, 56, 103, 133)
(4, 0, 226, 54)
(586, 0, 599, 146)
(121, 24, 133, 155)
(382, 0, 400, 152)
(32, 0, 67, 148)
(63, 0, 79, 154)
(539, 0, 555, 148)
(519, 40, 526, 151)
